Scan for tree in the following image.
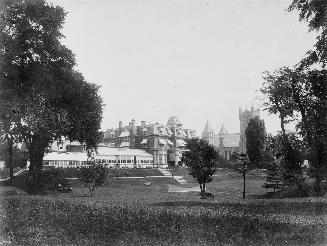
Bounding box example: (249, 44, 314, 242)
(0, 0, 103, 191)
(266, 132, 305, 185)
(263, 159, 284, 193)
(261, 68, 326, 194)
(181, 138, 218, 199)
(288, 0, 327, 67)
(79, 163, 107, 197)
(245, 116, 266, 169)
(259, 1, 327, 195)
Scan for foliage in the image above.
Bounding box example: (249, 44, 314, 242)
(266, 132, 305, 185)
(263, 160, 284, 193)
(0, 141, 28, 168)
(40, 168, 65, 191)
(261, 67, 326, 194)
(215, 154, 233, 169)
(0, 0, 103, 181)
(1, 196, 327, 245)
(288, 0, 327, 67)
(10, 168, 65, 193)
(245, 116, 267, 169)
(79, 162, 107, 196)
(181, 138, 218, 198)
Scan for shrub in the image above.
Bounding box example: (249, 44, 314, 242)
(19, 169, 64, 193)
(40, 168, 65, 191)
(79, 162, 107, 196)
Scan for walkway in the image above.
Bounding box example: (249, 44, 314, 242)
(0, 169, 27, 182)
(157, 168, 188, 184)
(168, 184, 200, 193)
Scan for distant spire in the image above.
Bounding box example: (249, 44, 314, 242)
(202, 120, 213, 136)
(219, 124, 228, 135)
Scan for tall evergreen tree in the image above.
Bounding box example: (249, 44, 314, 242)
(263, 159, 284, 193)
(245, 116, 266, 169)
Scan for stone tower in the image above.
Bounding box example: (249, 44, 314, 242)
(202, 120, 215, 146)
(239, 106, 260, 154)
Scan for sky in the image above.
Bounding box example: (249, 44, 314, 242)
(51, 0, 316, 135)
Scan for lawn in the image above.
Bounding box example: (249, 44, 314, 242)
(0, 168, 327, 245)
(59, 168, 267, 203)
(1, 193, 327, 245)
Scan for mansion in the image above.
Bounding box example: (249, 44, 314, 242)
(202, 107, 261, 160)
(42, 108, 260, 168)
(102, 116, 197, 166)
(43, 116, 196, 168)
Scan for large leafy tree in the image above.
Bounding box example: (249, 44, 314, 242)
(245, 116, 266, 169)
(0, 0, 103, 188)
(181, 138, 217, 199)
(261, 67, 327, 194)
(289, 0, 327, 67)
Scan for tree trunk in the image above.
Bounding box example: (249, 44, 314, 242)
(7, 138, 14, 184)
(314, 175, 322, 196)
(202, 183, 206, 198)
(28, 143, 45, 193)
(199, 184, 204, 198)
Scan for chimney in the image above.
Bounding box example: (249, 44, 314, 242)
(119, 121, 122, 135)
(131, 119, 136, 135)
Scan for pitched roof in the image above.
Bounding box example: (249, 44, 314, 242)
(43, 152, 88, 161)
(119, 142, 130, 147)
(119, 130, 130, 137)
(202, 120, 213, 136)
(219, 124, 228, 135)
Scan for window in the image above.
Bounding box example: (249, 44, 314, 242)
(127, 160, 131, 163)
(108, 160, 111, 163)
(123, 160, 126, 163)
(141, 160, 144, 163)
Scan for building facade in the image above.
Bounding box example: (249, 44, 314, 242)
(202, 106, 260, 160)
(44, 141, 154, 169)
(102, 116, 196, 167)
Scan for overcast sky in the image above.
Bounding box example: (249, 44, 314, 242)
(51, 0, 315, 135)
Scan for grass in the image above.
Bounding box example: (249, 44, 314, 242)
(1, 195, 327, 245)
(1, 168, 327, 245)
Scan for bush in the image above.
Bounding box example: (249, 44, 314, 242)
(40, 168, 65, 191)
(79, 162, 107, 196)
(16, 169, 65, 194)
